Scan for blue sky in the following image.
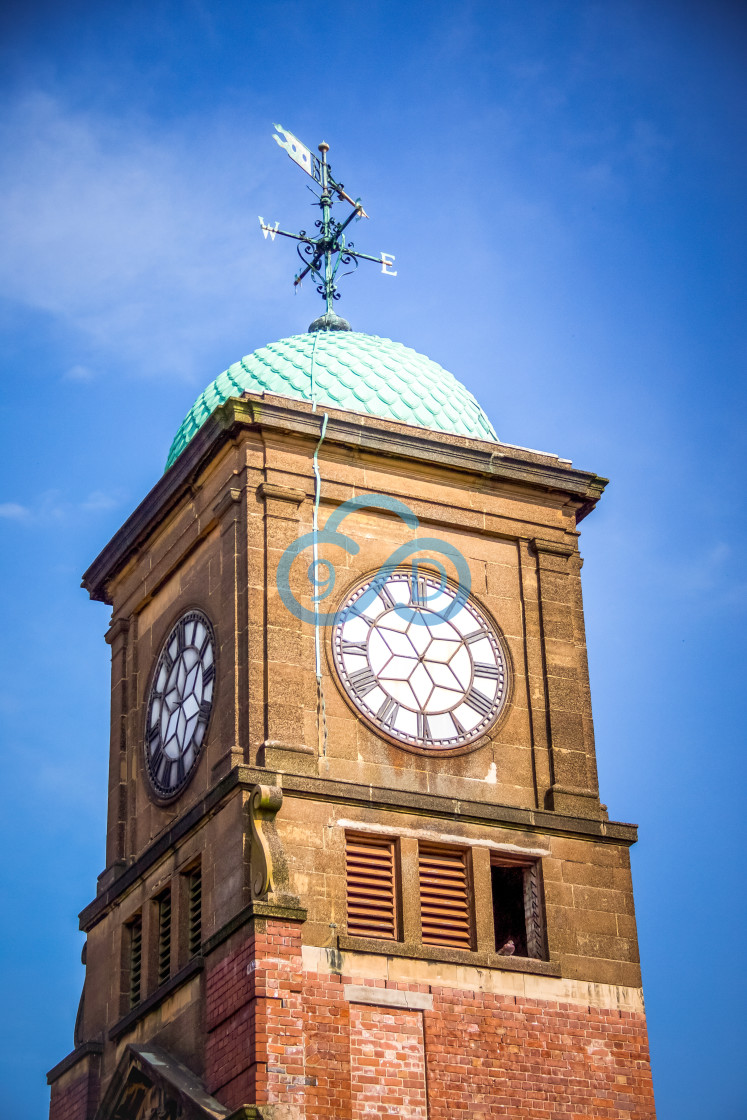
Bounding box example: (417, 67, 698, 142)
(1, 2, 745, 1116)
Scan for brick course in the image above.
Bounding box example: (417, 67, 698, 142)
(201, 918, 656, 1119)
(49, 1066, 99, 1120)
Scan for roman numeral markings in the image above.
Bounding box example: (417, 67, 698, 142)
(451, 712, 467, 736)
(349, 667, 378, 696)
(410, 574, 429, 605)
(474, 662, 501, 679)
(377, 584, 397, 611)
(464, 628, 490, 645)
(341, 640, 367, 656)
(464, 686, 493, 718)
(202, 663, 215, 684)
(417, 712, 432, 741)
(377, 696, 400, 730)
(153, 750, 168, 783)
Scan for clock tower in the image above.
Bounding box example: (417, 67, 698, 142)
(47, 129, 655, 1120)
(47, 317, 656, 1119)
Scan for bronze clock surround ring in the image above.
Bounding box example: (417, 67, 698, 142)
(324, 565, 513, 759)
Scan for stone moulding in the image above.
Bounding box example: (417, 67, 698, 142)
(343, 984, 434, 1010)
(46, 1040, 103, 1085)
(81, 393, 608, 604)
(79, 765, 638, 934)
(108, 957, 204, 1042)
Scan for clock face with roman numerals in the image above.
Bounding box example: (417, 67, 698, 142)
(332, 572, 508, 751)
(144, 610, 215, 801)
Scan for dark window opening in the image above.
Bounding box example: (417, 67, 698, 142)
(491, 860, 544, 959)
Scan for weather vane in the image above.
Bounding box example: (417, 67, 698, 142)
(259, 124, 396, 318)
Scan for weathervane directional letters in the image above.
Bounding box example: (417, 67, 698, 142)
(260, 124, 396, 312)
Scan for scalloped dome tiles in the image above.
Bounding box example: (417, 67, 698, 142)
(166, 332, 498, 469)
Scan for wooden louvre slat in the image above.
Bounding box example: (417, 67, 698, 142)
(187, 866, 202, 957)
(419, 843, 472, 950)
(128, 916, 142, 1009)
(346, 835, 397, 940)
(157, 891, 172, 986)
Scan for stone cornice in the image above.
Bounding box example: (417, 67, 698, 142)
(81, 392, 607, 603)
(108, 957, 204, 1042)
(79, 765, 637, 934)
(47, 1040, 103, 1085)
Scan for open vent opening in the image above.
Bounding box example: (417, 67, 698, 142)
(491, 856, 544, 959)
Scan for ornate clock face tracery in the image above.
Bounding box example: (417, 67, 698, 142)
(332, 572, 508, 751)
(144, 609, 215, 801)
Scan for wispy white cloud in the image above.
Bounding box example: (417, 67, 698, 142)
(0, 502, 30, 520)
(0, 489, 125, 526)
(80, 490, 120, 513)
(63, 363, 96, 382)
(0, 93, 284, 382)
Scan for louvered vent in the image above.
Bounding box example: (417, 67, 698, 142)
(419, 843, 472, 950)
(345, 834, 397, 940)
(187, 866, 202, 957)
(157, 891, 172, 986)
(128, 915, 142, 1008)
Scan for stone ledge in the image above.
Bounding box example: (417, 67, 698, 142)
(257, 481, 307, 505)
(337, 934, 561, 976)
(80, 766, 246, 931)
(258, 740, 317, 776)
(344, 984, 433, 1010)
(202, 899, 308, 957)
(81, 395, 607, 602)
(47, 1040, 103, 1085)
(80, 764, 638, 931)
(109, 956, 204, 1042)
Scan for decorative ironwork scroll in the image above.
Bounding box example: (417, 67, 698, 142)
(260, 124, 396, 313)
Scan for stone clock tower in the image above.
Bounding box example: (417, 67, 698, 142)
(48, 317, 656, 1119)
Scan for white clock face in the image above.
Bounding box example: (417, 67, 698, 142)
(144, 610, 215, 800)
(332, 572, 508, 751)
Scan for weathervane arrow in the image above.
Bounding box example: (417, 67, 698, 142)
(272, 124, 323, 185)
(260, 125, 393, 315)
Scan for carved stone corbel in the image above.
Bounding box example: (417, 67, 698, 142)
(247, 785, 300, 907)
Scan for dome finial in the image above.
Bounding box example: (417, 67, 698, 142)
(262, 124, 397, 315)
(308, 310, 351, 333)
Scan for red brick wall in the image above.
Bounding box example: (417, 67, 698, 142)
(350, 1004, 428, 1119)
(205, 919, 656, 1120)
(48, 1065, 99, 1120)
(422, 988, 655, 1119)
(205, 921, 308, 1113)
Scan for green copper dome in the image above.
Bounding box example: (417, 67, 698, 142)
(165, 331, 498, 469)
